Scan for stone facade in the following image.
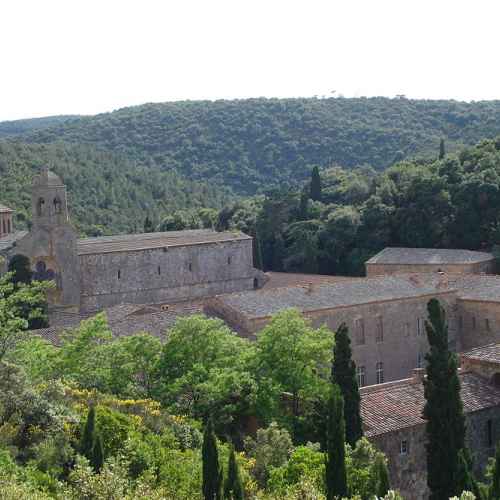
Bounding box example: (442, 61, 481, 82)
(207, 277, 458, 384)
(362, 367, 500, 500)
(366, 247, 496, 277)
(0, 205, 14, 238)
(0, 168, 259, 312)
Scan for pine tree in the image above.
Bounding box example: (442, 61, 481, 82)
(224, 445, 244, 500)
(309, 166, 322, 201)
(439, 138, 446, 160)
(91, 433, 104, 473)
(374, 454, 390, 497)
(423, 298, 466, 500)
(331, 323, 363, 446)
(489, 443, 500, 500)
(80, 406, 96, 460)
(202, 419, 223, 500)
(325, 384, 348, 500)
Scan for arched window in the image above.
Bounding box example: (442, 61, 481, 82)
(37, 198, 45, 216)
(53, 197, 62, 214)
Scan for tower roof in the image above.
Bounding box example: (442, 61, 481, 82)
(33, 167, 64, 187)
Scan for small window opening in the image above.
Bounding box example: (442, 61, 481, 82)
(117, 270, 121, 280)
(355, 318, 365, 345)
(7, 219, 11, 233)
(53, 197, 62, 214)
(472, 315, 477, 330)
(158, 266, 161, 275)
(188, 262, 192, 272)
(400, 440, 409, 455)
(2, 220, 6, 234)
(376, 316, 384, 343)
(37, 198, 45, 216)
(227, 256, 232, 265)
(485, 318, 491, 331)
(417, 352, 423, 368)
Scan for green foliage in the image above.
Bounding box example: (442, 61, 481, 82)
(325, 384, 347, 500)
(7, 254, 32, 285)
(373, 454, 390, 497)
(224, 445, 244, 499)
(202, 419, 223, 500)
(440, 138, 446, 160)
(0, 140, 232, 236)
(488, 443, 500, 499)
(13, 97, 500, 195)
(80, 407, 96, 460)
(0, 274, 52, 359)
(91, 433, 104, 473)
(424, 298, 466, 500)
(244, 422, 293, 487)
(332, 323, 363, 447)
(255, 309, 333, 431)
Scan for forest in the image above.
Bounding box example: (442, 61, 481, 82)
(4, 97, 500, 194)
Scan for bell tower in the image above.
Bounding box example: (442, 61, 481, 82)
(15, 166, 81, 309)
(32, 166, 70, 228)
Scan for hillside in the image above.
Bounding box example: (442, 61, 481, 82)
(0, 140, 232, 235)
(7, 97, 500, 194)
(0, 115, 78, 138)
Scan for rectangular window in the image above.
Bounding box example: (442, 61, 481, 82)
(459, 315, 464, 331)
(417, 318, 424, 336)
(158, 266, 161, 275)
(485, 319, 491, 331)
(357, 366, 366, 388)
(188, 262, 192, 272)
(472, 315, 477, 330)
(375, 316, 384, 343)
(227, 256, 232, 265)
(355, 318, 365, 345)
(376, 362, 384, 384)
(400, 440, 409, 455)
(117, 270, 121, 280)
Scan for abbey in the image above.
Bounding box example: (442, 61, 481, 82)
(0, 168, 262, 313)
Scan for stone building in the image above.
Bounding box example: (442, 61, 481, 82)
(366, 247, 496, 277)
(361, 359, 500, 500)
(206, 275, 457, 385)
(0, 205, 14, 238)
(0, 168, 261, 313)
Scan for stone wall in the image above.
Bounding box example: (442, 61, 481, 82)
(457, 299, 500, 351)
(366, 260, 496, 277)
(212, 291, 457, 385)
(369, 402, 499, 500)
(79, 239, 255, 312)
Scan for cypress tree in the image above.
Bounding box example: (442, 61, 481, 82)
(439, 138, 446, 160)
(91, 433, 104, 473)
(325, 384, 348, 500)
(143, 215, 155, 233)
(224, 445, 244, 500)
(80, 406, 96, 460)
(374, 454, 390, 497)
(423, 298, 466, 500)
(310, 166, 322, 201)
(489, 443, 500, 500)
(331, 323, 363, 446)
(7, 254, 32, 285)
(298, 190, 309, 220)
(202, 419, 223, 500)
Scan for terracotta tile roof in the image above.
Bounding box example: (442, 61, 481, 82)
(366, 247, 494, 265)
(215, 275, 453, 320)
(461, 343, 500, 365)
(77, 229, 250, 255)
(262, 272, 360, 290)
(361, 371, 500, 437)
(31, 300, 205, 345)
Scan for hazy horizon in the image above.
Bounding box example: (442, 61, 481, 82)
(2, 0, 500, 121)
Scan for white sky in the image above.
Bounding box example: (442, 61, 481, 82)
(1, 0, 500, 121)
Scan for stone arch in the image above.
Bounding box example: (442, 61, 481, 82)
(37, 197, 45, 216)
(53, 196, 62, 214)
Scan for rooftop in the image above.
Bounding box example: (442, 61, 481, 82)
(0, 231, 28, 251)
(32, 300, 205, 346)
(33, 168, 64, 187)
(361, 371, 500, 437)
(215, 275, 453, 319)
(461, 343, 500, 365)
(366, 247, 494, 266)
(77, 229, 250, 255)
(262, 272, 359, 290)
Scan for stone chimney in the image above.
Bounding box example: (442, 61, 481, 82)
(412, 368, 426, 384)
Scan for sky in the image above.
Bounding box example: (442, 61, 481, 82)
(1, 0, 500, 121)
